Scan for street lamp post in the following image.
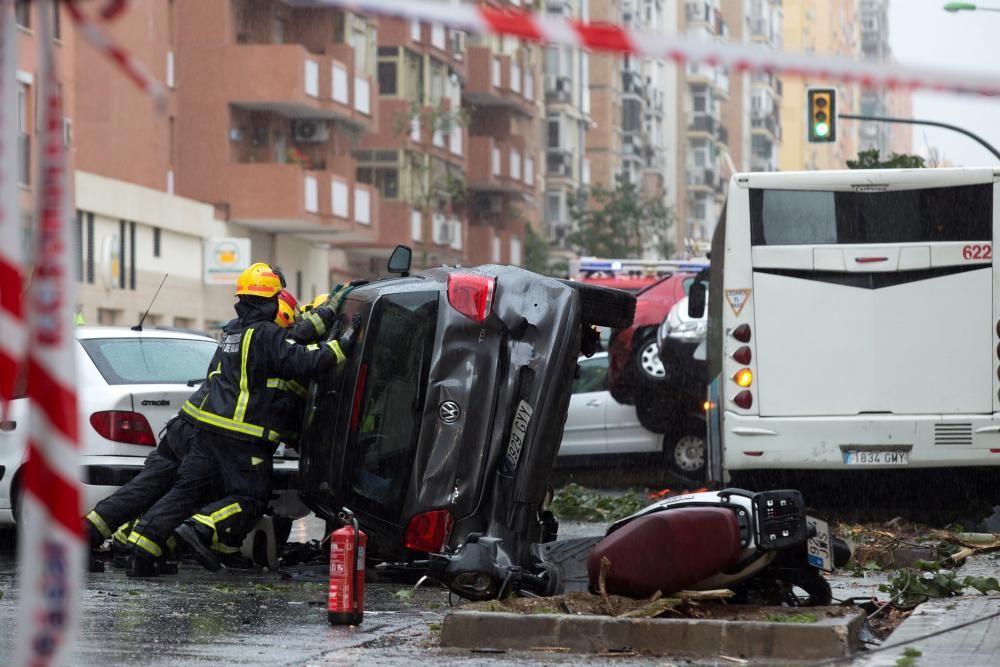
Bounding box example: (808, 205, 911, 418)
(944, 2, 1000, 11)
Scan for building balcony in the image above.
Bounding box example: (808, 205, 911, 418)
(467, 136, 535, 195)
(545, 75, 574, 106)
(622, 70, 644, 100)
(749, 17, 782, 48)
(374, 19, 468, 78)
(687, 114, 722, 139)
(685, 1, 724, 35)
(223, 162, 378, 235)
(225, 43, 375, 131)
(463, 46, 536, 114)
(752, 72, 783, 99)
(546, 149, 576, 181)
(751, 114, 781, 141)
(686, 168, 716, 193)
(687, 62, 729, 97)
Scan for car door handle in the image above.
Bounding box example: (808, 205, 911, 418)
(0, 420, 15, 432)
(586, 400, 602, 407)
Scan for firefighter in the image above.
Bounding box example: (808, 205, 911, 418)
(87, 288, 343, 573)
(124, 263, 359, 576)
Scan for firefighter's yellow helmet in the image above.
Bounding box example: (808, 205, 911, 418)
(275, 289, 299, 328)
(301, 294, 328, 313)
(235, 262, 283, 298)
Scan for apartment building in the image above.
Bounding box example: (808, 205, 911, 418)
(675, 0, 731, 251)
(779, 0, 861, 171)
(585, 0, 672, 257)
(543, 0, 591, 249)
(68, 0, 384, 329)
(14, 0, 75, 276)
(858, 0, 891, 154)
(745, 0, 784, 173)
(463, 22, 543, 267)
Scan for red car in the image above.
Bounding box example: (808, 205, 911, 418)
(607, 272, 700, 412)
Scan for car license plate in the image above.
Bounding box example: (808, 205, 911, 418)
(806, 516, 833, 572)
(842, 449, 909, 466)
(506, 400, 533, 470)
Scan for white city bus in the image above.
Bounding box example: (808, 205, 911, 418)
(699, 168, 1000, 485)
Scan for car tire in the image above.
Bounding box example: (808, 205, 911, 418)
(558, 280, 636, 329)
(633, 330, 666, 383)
(665, 418, 707, 480)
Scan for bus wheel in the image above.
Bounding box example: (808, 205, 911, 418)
(665, 420, 707, 479)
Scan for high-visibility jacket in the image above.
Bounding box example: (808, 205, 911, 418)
(182, 302, 347, 444)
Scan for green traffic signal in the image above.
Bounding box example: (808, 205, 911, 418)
(807, 87, 836, 143)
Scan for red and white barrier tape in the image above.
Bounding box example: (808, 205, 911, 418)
(14, 1, 83, 665)
(66, 0, 166, 110)
(296, 0, 1000, 98)
(0, 0, 21, 418)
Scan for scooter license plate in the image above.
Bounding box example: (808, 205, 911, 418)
(806, 516, 833, 573)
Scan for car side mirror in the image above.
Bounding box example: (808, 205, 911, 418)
(387, 245, 412, 277)
(688, 282, 707, 319)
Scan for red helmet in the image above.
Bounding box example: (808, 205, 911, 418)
(275, 289, 299, 328)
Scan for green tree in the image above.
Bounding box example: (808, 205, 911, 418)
(847, 148, 926, 169)
(522, 224, 551, 275)
(567, 176, 674, 258)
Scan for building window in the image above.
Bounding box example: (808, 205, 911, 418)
(97, 308, 119, 326)
(547, 119, 560, 149)
(53, 1, 60, 39)
(377, 61, 397, 96)
(15, 0, 29, 29)
(153, 227, 161, 258)
(86, 212, 94, 283)
(74, 211, 83, 283)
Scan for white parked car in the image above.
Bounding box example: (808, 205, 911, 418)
(557, 352, 661, 459)
(0, 326, 309, 530)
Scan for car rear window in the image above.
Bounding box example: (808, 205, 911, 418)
(80, 337, 218, 385)
(750, 184, 993, 246)
(346, 291, 439, 519)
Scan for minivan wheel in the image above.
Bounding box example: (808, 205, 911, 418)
(635, 334, 665, 382)
(665, 421, 706, 479)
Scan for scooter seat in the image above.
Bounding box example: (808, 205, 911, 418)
(587, 507, 743, 599)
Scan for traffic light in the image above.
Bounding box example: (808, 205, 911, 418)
(807, 87, 836, 143)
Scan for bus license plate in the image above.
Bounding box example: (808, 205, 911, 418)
(843, 450, 909, 466)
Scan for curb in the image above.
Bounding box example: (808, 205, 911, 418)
(441, 609, 865, 659)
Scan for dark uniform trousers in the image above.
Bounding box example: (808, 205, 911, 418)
(128, 428, 273, 558)
(85, 418, 197, 548)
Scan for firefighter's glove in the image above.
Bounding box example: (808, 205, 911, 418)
(336, 314, 363, 356)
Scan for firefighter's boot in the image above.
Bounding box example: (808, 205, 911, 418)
(175, 522, 221, 572)
(125, 551, 160, 578)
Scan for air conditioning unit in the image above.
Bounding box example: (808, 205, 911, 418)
(294, 119, 330, 143)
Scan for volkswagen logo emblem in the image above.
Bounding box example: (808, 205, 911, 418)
(439, 400, 461, 424)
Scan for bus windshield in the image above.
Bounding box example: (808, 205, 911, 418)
(749, 184, 992, 246)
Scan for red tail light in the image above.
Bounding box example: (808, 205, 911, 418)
(90, 411, 156, 446)
(732, 346, 752, 365)
(403, 509, 454, 553)
(447, 274, 495, 322)
(732, 324, 751, 343)
(733, 391, 753, 409)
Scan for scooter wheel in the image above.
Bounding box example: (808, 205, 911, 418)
(784, 570, 832, 607)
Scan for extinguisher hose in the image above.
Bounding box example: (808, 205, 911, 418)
(352, 513, 360, 612)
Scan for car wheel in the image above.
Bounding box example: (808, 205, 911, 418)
(558, 280, 636, 329)
(634, 332, 666, 383)
(665, 420, 707, 479)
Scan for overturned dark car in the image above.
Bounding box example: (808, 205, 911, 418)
(298, 248, 635, 574)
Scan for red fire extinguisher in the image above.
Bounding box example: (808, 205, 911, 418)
(328, 508, 366, 626)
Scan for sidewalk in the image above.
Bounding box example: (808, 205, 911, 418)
(855, 596, 1000, 666)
